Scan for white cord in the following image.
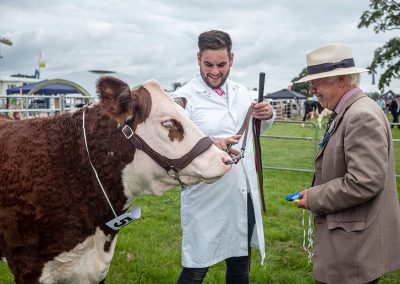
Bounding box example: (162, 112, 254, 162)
(82, 108, 118, 218)
(302, 209, 314, 263)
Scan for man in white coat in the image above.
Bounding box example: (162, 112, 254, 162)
(172, 30, 275, 284)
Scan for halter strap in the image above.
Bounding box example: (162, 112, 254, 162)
(120, 123, 214, 185)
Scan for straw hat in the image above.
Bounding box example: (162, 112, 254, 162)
(296, 43, 368, 83)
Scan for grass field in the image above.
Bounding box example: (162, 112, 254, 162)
(1, 118, 399, 283)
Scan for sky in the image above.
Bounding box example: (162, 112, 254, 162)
(0, 0, 399, 94)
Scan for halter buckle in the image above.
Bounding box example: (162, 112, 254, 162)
(167, 168, 179, 179)
(225, 150, 244, 165)
(121, 125, 134, 139)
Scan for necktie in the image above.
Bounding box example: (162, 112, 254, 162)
(214, 88, 225, 96)
(325, 111, 337, 134)
(320, 111, 337, 147)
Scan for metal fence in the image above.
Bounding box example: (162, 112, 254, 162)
(262, 120, 400, 178)
(0, 94, 97, 119)
(0, 101, 398, 178)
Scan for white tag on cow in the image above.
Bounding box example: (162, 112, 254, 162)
(105, 206, 141, 230)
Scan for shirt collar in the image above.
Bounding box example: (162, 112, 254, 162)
(195, 72, 227, 94)
(335, 87, 362, 113)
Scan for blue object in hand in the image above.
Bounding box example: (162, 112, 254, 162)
(285, 192, 302, 202)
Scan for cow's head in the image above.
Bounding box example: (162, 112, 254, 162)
(97, 76, 231, 199)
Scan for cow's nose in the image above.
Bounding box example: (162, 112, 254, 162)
(222, 155, 234, 165)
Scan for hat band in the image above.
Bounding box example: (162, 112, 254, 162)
(307, 58, 355, 75)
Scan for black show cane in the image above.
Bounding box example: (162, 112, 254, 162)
(253, 72, 266, 212)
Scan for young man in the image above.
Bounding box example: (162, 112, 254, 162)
(172, 30, 275, 284)
(296, 43, 400, 284)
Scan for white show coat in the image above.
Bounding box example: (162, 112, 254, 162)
(172, 73, 274, 268)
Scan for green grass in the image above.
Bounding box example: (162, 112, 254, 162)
(1, 118, 399, 283)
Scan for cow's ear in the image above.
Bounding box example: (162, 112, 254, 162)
(174, 97, 187, 109)
(96, 76, 132, 123)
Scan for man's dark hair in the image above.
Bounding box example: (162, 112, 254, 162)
(198, 30, 232, 55)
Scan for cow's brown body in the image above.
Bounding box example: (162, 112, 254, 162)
(0, 77, 231, 283)
(0, 106, 131, 282)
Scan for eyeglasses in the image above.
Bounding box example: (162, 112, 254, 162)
(306, 80, 323, 89)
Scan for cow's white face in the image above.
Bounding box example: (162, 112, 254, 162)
(97, 77, 231, 203)
(122, 80, 231, 199)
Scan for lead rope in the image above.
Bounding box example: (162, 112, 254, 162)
(226, 103, 254, 164)
(82, 108, 118, 218)
(238, 103, 266, 212)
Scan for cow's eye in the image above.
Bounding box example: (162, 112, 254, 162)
(162, 119, 175, 129)
(163, 118, 184, 142)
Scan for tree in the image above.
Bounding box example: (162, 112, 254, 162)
(290, 68, 310, 97)
(358, 0, 400, 91)
(365, 91, 380, 101)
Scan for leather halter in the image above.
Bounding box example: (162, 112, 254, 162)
(120, 122, 214, 187)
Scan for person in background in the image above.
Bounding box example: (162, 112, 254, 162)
(295, 43, 400, 284)
(172, 30, 275, 284)
(389, 94, 400, 129)
(376, 97, 385, 111)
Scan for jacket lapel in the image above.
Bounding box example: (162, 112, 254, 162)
(315, 91, 365, 160)
(227, 81, 240, 124)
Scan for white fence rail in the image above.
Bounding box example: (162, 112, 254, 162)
(0, 94, 98, 119)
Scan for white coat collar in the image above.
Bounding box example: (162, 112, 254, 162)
(192, 73, 243, 125)
(192, 73, 239, 105)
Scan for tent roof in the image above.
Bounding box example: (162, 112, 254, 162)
(6, 70, 139, 97)
(60, 70, 138, 97)
(265, 89, 306, 100)
(380, 90, 398, 100)
(6, 80, 78, 95)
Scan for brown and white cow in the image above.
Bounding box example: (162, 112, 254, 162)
(0, 76, 232, 284)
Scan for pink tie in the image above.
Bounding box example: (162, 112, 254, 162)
(214, 88, 225, 96)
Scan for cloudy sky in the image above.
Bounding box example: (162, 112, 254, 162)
(0, 0, 398, 94)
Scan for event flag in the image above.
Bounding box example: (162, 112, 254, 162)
(0, 36, 13, 46)
(38, 51, 46, 68)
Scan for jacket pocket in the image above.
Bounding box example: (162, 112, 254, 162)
(327, 221, 365, 232)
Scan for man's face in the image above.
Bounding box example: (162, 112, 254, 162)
(197, 48, 233, 89)
(308, 77, 343, 111)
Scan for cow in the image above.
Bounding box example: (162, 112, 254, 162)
(0, 76, 232, 284)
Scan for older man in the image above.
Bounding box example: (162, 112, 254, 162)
(296, 43, 400, 284)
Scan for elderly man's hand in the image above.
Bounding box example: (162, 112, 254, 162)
(297, 190, 310, 210)
(252, 101, 273, 120)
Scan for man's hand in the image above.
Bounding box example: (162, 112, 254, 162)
(213, 135, 241, 157)
(252, 101, 273, 120)
(297, 190, 310, 210)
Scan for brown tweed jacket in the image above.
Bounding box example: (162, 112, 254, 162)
(308, 91, 400, 284)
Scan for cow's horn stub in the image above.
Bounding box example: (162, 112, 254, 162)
(174, 97, 187, 109)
